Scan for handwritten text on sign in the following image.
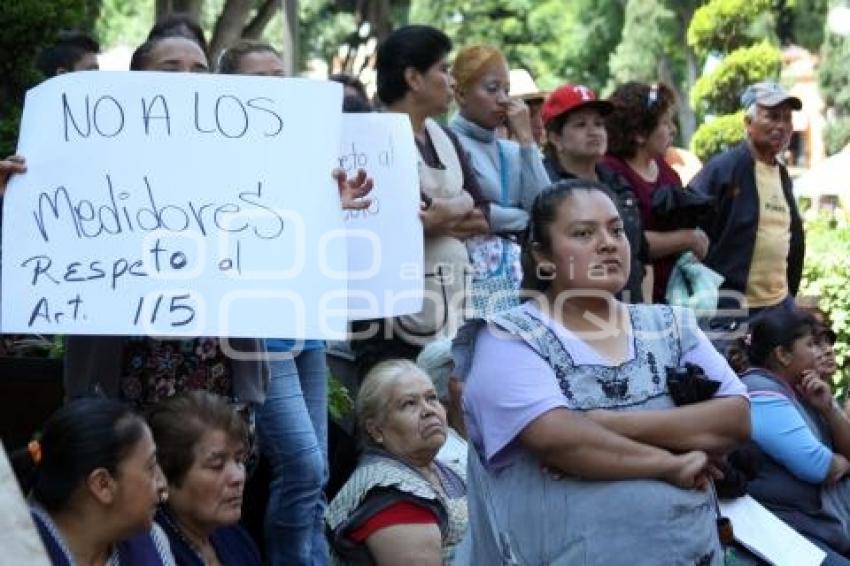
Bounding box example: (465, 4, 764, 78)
(2, 72, 348, 338)
(338, 113, 422, 320)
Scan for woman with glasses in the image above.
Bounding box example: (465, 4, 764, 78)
(603, 81, 709, 303)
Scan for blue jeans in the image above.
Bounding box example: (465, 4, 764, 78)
(258, 346, 329, 565)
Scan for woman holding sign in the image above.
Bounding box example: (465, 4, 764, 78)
(352, 25, 491, 377)
(218, 41, 338, 566)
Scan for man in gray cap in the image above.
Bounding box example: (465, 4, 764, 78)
(689, 82, 805, 340)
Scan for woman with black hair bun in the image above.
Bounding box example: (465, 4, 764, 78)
(13, 398, 172, 565)
(741, 307, 850, 563)
(351, 25, 491, 375)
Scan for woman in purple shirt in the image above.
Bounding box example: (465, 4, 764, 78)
(455, 178, 749, 564)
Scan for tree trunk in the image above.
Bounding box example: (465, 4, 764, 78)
(281, 0, 299, 75)
(668, 0, 699, 147)
(243, 0, 280, 39)
(155, 0, 204, 21)
(366, 0, 393, 41)
(678, 46, 698, 147)
(208, 0, 255, 67)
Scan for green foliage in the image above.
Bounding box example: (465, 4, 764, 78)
(96, 0, 153, 47)
(555, 1, 624, 93)
(825, 117, 850, 155)
(800, 220, 850, 396)
(0, 0, 100, 156)
(784, 0, 829, 50)
(690, 111, 746, 162)
(689, 42, 782, 117)
(688, 0, 773, 56)
(819, 31, 850, 112)
(328, 373, 354, 421)
(687, 0, 784, 162)
(608, 0, 677, 85)
(410, 0, 627, 92)
(299, 0, 358, 71)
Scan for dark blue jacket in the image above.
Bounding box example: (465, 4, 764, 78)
(156, 508, 262, 566)
(689, 142, 804, 308)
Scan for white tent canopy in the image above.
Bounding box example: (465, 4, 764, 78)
(794, 149, 850, 201)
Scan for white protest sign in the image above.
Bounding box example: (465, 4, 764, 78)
(720, 495, 826, 565)
(338, 113, 423, 320)
(2, 71, 349, 339)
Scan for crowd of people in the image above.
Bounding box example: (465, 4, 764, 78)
(0, 14, 847, 566)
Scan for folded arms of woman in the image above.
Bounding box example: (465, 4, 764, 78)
(585, 396, 750, 455)
(520, 407, 715, 490)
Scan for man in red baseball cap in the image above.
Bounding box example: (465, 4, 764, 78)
(541, 84, 648, 303)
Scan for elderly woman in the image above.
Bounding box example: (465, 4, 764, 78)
(13, 398, 171, 565)
(448, 45, 549, 314)
(457, 179, 750, 564)
(603, 81, 709, 302)
(149, 391, 262, 566)
(740, 308, 850, 563)
(352, 25, 490, 376)
(326, 359, 467, 565)
(416, 338, 468, 467)
(541, 83, 647, 303)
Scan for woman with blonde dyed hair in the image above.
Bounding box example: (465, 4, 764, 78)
(326, 359, 467, 565)
(450, 45, 549, 316)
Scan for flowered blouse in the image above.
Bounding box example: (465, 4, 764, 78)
(119, 337, 233, 408)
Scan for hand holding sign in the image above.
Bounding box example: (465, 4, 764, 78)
(333, 167, 373, 211)
(0, 155, 26, 197)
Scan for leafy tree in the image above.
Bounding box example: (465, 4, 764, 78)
(608, 0, 677, 86)
(607, 0, 702, 144)
(801, 220, 850, 396)
(687, 0, 782, 161)
(97, 0, 154, 48)
(778, 0, 829, 50)
(409, 0, 631, 93)
(819, 1, 850, 154)
(0, 0, 101, 156)
(550, 0, 624, 93)
(689, 41, 781, 118)
(688, 0, 772, 56)
(689, 111, 747, 163)
(298, 0, 358, 71)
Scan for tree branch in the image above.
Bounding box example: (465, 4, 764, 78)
(243, 0, 279, 39)
(208, 0, 254, 67)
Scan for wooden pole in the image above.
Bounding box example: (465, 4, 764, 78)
(281, 0, 299, 75)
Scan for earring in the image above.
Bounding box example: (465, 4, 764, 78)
(536, 262, 556, 280)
